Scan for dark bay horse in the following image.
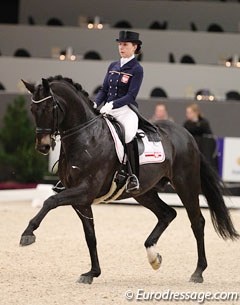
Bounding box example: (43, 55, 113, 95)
(21, 76, 239, 284)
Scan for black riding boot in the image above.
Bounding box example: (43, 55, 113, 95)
(125, 138, 140, 194)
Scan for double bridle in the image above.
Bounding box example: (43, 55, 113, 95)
(31, 88, 64, 138)
(31, 88, 102, 144)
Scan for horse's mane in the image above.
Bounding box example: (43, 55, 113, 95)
(47, 75, 89, 98)
(46, 75, 99, 113)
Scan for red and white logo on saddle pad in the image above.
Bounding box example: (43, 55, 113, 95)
(145, 152, 162, 158)
(140, 136, 165, 164)
(145, 152, 163, 158)
(105, 119, 165, 165)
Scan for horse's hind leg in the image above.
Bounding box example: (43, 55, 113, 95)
(173, 175, 207, 283)
(72, 206, 101, 285)
(136, 190, 177, 270)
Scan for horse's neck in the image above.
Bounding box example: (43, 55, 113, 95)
(60, 91, 95, 132)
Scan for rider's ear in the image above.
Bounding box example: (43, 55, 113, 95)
(42, 78, 50, 93)
(21, 79, 35, 94)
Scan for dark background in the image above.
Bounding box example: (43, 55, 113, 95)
(0, 1, 19, 24)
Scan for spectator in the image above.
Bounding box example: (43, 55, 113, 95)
(183, 103, 218, 171)
(183, 103, 212, 137)
(150, 102, 174, 122)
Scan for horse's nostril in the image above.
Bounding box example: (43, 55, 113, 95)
(36, 144, 51, 155)
(44, 144, 50, 150)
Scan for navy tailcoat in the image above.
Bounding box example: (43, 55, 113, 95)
(95, 58, 143, 109)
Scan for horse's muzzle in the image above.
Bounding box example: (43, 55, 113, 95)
(35, 134, 52, 155)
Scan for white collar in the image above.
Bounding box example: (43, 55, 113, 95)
(120, 55, 135, 67)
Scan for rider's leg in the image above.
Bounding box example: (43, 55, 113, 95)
(109, 105, 140, 193)
(125, 137, 140, 193)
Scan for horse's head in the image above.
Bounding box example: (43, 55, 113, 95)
(22, 78, 64, 155)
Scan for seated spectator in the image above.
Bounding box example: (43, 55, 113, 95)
(183, 103, 218, 171)
(149, 102, 174, 122)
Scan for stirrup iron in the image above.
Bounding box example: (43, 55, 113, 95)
(125, 174, 140, 193)
(52, 181, 65, 193)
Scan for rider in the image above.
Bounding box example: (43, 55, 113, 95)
(53, 31, 143, 194)
(95, 31, 143, 193)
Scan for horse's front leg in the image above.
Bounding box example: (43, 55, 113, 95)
(19, 184, 95, 246)
(20, 194, 59, 246)
(72, 206, 101, 284)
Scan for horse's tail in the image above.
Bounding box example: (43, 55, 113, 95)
(200, 154, 239, 240)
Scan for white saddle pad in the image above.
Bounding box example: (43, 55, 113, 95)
(105, 118, 165, 165)
(139, 132, 165, 164)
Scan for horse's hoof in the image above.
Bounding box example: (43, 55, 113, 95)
(189, 274, 204, 283)
(150, 253, 162, 270)
(20, 235, 36, 246)
(77, 275, 93, 284)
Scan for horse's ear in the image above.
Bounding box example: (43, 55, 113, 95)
(21, 79, 35, 94)
(42, 78, 50, 92)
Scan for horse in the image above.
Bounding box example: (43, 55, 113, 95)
(21, 75, 239, 284)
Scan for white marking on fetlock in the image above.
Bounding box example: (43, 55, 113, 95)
(146, 245, 162, 270)
(147, 244, 157, 263)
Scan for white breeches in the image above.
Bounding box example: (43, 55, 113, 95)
(108, 105, 138, 143)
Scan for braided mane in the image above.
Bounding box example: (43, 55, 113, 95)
(47, 75, 89, 98)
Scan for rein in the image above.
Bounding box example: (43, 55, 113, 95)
(61, 115, 102, 139)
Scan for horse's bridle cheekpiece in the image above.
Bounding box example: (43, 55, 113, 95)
(31, 87, 102, 144)
(31, 88, 64, 148)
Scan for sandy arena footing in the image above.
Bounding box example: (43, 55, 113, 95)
(0, 201, 239, 305)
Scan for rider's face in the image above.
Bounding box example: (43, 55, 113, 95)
(118, 42, 137, 58)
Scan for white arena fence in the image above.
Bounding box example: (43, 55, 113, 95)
(0, 184, 239, 209)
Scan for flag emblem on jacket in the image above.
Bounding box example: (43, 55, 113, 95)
(121, 74, 130, 83)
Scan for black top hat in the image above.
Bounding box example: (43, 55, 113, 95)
(116, 31, 142, 45)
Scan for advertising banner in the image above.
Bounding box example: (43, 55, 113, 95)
(222, 137, 240, 182)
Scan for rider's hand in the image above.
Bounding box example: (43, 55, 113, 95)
(100, 102, 114, 114)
